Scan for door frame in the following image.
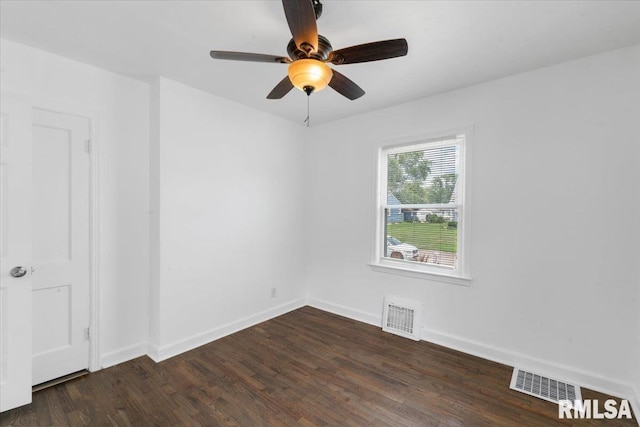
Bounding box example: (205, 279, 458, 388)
(3, 92, 101, 373)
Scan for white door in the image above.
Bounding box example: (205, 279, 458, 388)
(0, 97, 33, 412)
(31, 109, 90, 386)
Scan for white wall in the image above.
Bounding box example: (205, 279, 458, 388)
(632, 177, 640, 414)
(4, 35, 639, 408)
(636, 293, 640, 418)
(147, 78, 306, 360)
(304, 45, 640, 398)
(0, 39, 307, 367)
(0, 39, 151, 366)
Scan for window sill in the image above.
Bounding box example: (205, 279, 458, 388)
(368, 262, 472, 286)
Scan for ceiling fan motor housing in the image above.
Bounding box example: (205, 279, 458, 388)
(287, 34, 333, 61)
(210, 0, 407, 101)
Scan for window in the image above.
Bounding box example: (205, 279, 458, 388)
(372, 132, 470, 283)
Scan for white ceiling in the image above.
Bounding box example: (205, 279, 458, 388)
(2, 1, 639, 125)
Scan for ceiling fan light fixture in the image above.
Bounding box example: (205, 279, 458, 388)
(288, 59, 332, 94)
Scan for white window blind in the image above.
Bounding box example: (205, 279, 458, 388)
(375, 134, 469, 280)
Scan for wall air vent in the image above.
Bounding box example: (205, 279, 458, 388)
(510, 368, 582, 404)
(382, 297, 421, 341)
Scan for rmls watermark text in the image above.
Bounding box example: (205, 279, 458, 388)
(558, 399, 632, 420)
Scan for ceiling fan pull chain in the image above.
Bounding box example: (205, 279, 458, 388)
(304, 93, 311, 127)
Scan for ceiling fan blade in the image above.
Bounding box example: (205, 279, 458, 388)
(210, 51, 291, 64)
(282, 0, 318, 53)
(328, 69, 365, 100)
(330, 38, 408, 65)
(267, 76, 295, 99)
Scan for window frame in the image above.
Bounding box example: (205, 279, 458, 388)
(370, 128, 472, 285)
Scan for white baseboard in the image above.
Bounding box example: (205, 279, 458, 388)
(420, 326, 636, 405)
(96, 297, 639, 425)
(147, 298, 306, 363)
(307, 298, 381, 327)
(309, 298, 638, 420)
(99, 343, 148, 369)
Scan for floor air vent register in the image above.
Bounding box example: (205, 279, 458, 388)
(510, 368, 582, 404)
(382, 297, 421, 341)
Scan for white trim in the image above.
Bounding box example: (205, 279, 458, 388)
(1, 91, 102, 375)
(422, 326, 637, 407)
(36, 103, 101, 373)
(307, 298, 380, 327)
(99, 343, 148, 369)
(87, 113, 100, 373)
(63, 294, 640, 426)
(372, 126, 474, 283)
(368, 263, 471, 286)
(308, 298, 638, 415)
(147, 299, 306, 363)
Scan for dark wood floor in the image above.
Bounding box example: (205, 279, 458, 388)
(1, 306, 635, 426)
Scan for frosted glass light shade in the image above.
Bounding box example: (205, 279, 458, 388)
(287, 59, 332, 93)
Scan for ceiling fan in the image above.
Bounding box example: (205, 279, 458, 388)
(209, 0, 408, 100)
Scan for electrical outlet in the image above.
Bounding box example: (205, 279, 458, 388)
(271, 287, 277, 298)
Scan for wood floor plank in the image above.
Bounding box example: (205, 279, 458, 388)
(0, 306, 636, 426)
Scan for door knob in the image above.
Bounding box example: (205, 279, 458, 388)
(10, 266, 27, 278)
